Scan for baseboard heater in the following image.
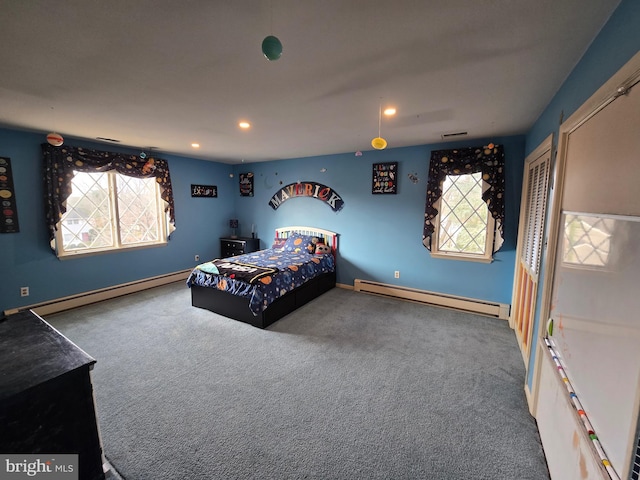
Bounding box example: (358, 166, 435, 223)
(353, 279, 510, 320)
(4, 269, 192, 317)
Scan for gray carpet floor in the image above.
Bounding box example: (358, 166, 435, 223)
(47, 282, 550, 480)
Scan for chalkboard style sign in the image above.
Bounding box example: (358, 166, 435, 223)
(372, 162, 398, 194)
(191, 184, 217, 197)
(0, 156, 20, 233)
(239, 172, 254, 196)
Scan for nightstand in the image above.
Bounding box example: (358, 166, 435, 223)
(220, 237, 260, 257)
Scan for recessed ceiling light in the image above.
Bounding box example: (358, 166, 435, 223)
(384, 107, 397, 116)
(239, 121, 251, 129)
(191, 143, 200, 148)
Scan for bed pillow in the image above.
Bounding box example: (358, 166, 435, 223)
(282, 233, 317, 254)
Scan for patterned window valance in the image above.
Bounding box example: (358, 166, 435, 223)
(422, 144, 505, 252)
(43, 143, 176, 249)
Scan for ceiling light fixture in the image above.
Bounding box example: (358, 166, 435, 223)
(384, 107, 396, 116)
(239, 121, 251, 129)
(371, 102, 387, 150)
(191, 143, 200, 148)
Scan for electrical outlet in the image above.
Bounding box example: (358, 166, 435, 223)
(194, 254, 200, 262)
(20, 286, 29, 297)
(394, 271, 400, 278)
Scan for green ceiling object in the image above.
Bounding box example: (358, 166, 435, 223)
(262, 35, 283, 61)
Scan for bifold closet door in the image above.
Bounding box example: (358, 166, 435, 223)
(512, 149, 551, 362)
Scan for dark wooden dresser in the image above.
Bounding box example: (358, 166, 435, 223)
(0, 310, 105, 480)
(220, 236, 260, 257)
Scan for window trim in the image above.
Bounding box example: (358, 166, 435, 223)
(54, 171, 168, 259)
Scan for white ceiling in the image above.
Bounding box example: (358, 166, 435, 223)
(0, 0, 620, 163)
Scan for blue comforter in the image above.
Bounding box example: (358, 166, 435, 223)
(186, 248, 335, 316)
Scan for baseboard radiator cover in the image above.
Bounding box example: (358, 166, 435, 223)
(353, 279, 510, 319)
(4, 269, 192, 317)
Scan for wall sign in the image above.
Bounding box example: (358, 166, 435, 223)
(269, 182, 344, 212)
(191, 184, 217, 197)
(0, 156, 20, 233)
(239, 172, 254, 196)
(372, 162, 398, 194)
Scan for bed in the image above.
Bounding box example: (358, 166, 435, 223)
(187, 226, 338, 328)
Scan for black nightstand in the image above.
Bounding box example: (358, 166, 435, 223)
(220, 237, 260, 257)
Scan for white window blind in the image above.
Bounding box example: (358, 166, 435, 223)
(521, 154, 551, 273)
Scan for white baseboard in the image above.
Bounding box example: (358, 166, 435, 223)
(524, 382, 535, 416)
(353, 279, 510, 319)
(4, 270, 192, 317)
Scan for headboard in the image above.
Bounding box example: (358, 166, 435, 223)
(275, 226, 339, 255)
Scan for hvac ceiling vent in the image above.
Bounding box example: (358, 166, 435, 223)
(441, 131, 468, 139)
(95, 137, 121, 143)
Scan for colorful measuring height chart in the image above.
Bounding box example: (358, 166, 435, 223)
(0, 157, 19, 233)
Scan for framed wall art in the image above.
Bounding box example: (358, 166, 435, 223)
(372, 162, 398, 194)
(191, 184, 217, 198)
(239, 172, 254, 196)
(0, 156, 20, 233)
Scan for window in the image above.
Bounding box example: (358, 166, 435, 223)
(55, 171, 167, 257)
(422, 145, 505, 258)
(431, 172, 495, 262)
(43, 144, 176, 255)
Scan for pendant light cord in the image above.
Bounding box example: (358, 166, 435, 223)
(270, 0, 273, 34)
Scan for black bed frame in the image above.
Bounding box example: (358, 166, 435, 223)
(191, 271, 336, 328)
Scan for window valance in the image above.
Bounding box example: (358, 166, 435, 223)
(43, 143, 176, 247)
(422, 144, 505, 252)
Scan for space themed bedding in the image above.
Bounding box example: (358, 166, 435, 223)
(186, 247, 335, 317)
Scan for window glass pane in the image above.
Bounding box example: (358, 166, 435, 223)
(438, 172, 488, 255)
(61, 172, 113, 251)
(116, 176, 160, 245)
(57, 171, 165, 256)
(562, 214, 613, 267)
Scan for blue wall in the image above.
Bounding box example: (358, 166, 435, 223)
(0, 128, 525, 313)
(0, 129, 235, 312)
(231, 135, 525, 304)
(525, 0, 640, 386)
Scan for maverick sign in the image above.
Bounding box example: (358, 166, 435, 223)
(269, 182, 344, 212)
